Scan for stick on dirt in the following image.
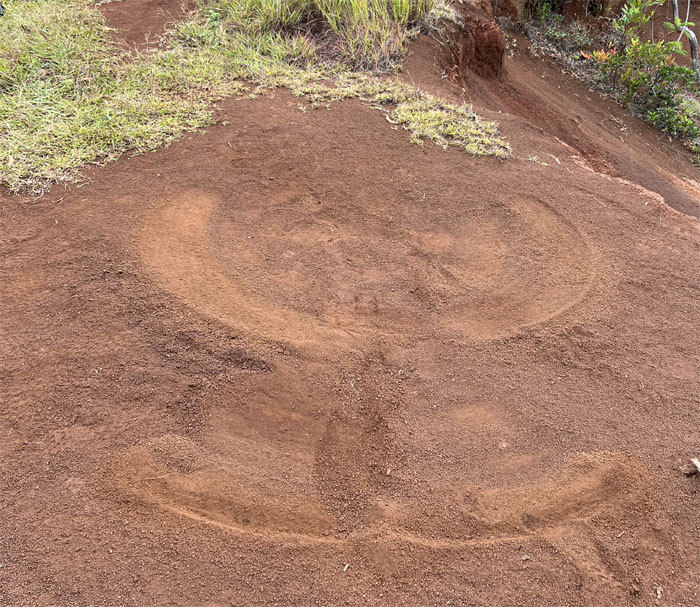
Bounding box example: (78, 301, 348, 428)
(680, 458, 700, 476)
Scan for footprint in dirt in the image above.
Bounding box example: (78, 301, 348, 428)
(313, 360, 407, 533)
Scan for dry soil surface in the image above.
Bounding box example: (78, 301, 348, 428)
(1, 5, 700, 607)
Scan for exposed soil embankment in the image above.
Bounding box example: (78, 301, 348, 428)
(453, 0, 507, 77)
(410, 2, 700, 217)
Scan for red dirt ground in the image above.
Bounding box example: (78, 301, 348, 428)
(100, 0, 193, 49)
(2, 4, 700, 607)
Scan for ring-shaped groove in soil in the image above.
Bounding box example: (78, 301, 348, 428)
(140, 189, 597, 350)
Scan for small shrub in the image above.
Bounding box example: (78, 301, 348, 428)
(520, 2, 593, 54)
(594, 0, 699, 138)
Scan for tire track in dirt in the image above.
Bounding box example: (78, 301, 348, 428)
(140, 191, 364, 352)
(105, 439, 655, 559)
(139, 189, 598, 350)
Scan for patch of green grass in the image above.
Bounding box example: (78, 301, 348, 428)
(0, 0, 246, 191)
(0, 0, 509, 193)
(255, 71, 508, 156)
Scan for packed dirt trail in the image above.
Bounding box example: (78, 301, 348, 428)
(2, 4, 700, 607)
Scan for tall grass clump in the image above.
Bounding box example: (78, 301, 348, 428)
(206, 0, 436, 69)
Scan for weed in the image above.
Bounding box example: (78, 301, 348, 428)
(390, 94, 507, 155)
(516, 0, 700, 141)
(519, 2, 592, 54)
(594, 0, 699, 138)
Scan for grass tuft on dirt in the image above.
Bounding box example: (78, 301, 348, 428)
(391, 95, 506, 153)
(0, 0, 509, 193)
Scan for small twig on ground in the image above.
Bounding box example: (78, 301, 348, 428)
(428, 32, 444, 46)
(680, 457, 700, 476)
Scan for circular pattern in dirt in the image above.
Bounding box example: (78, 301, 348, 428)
(141, 189, 596, 349)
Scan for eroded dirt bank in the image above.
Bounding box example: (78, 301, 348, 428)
(2, 3, 700, 606)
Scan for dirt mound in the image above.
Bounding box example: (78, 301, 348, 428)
(104, 433, 338, 540)
(476, 452, 655, 531)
